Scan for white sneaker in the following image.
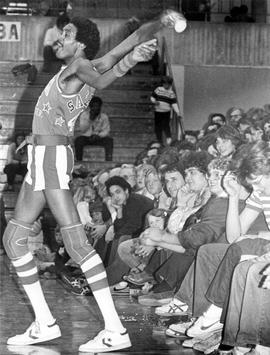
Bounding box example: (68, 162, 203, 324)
(253, 345, 270, 355)
(161, 9, 187, 33)
(193, 330, 222, 354)
(79, 329, 131, 353)
(182, 337, 203, 348)
(233, 346, 253, 355)
(186, 313, 223, 338)
(165, 318, 196, 337)
(7, 320, 61, 345)
(155, 298, 188, 316)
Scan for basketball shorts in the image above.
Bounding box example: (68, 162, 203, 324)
(25, 144, 74, 191)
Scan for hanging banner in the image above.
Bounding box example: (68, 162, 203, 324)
(0, 21, 21, 41)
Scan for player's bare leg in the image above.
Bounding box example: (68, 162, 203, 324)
(3, 182, 61, 345)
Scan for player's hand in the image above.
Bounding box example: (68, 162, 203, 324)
(132, 39, 158, 62)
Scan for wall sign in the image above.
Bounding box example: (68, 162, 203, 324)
(0, 21, 21, 41)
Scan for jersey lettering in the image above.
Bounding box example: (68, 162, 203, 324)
(67, 100, 75, 112)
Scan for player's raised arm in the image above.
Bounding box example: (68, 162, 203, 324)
(60, 39, 158, 90)
(92, 9, 187, 74)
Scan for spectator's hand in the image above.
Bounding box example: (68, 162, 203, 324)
(141, 227, 164, 243)
(105, 225, 115, 242)
(90, 224, 107, 239)
(177, 185, 196, 208)
(132, 39, 157, 63)
(84, 222, 93, 231)
(223, 171, 241, 197)
(135, 244, 155, 257)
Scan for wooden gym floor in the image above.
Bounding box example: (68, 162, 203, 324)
(0, 254, 199, 355)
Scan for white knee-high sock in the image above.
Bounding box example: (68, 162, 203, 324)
(13, 252, 55, 325)
(81, 250, 125, 333)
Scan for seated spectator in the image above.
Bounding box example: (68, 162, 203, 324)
(215, 125, 243, 159)
(196, 133, 218, 157)
(74, 97, 114, 161)
(119, 164, 137, 190)
(237, 116, 253, 135)
(246, 107, 266, 122)
(200, 113, 226, 138)
(4, 133, 28, 191)
(171, 140, 196, 157)
(226, 107, 245, 128)
(184, 130, 198, 145)
(144, 168, 172, 210)
(135, 164, 156, 198)
(244, 121, 264, 143)
(101, 176, 154, 285)
(42, 14, 70, 73)
(126, 151, 213, 298)
(164, 142, 270, 353)
(219, 258, 270, 354)
(153, 146, 180, 173)
(118, 208, 169, 276)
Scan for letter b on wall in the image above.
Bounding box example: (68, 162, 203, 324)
(0, 21, 21, 41)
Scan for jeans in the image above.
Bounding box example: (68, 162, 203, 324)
(176, 243, 229, 316)
(118, 237, 154, 269)
(206, 238, 269, 312)
(223, 261, 270, 347)
(74, 135, 114, 161)
(105, 235, 131, 286)
(155, 251, 194, 291)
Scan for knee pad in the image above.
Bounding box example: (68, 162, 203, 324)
(3, 219, 32, 259)
(61, 223, 93, 264)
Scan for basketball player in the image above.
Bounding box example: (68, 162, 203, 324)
(3, 11, 186, 353)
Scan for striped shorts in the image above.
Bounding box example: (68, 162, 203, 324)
(25, 144, 74, 191)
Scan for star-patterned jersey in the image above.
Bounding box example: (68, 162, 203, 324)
(32, 68, 95, 136)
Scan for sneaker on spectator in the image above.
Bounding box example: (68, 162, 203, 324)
(182, 337, 203, 348)
(193, 330, 222, 354)
(155, 298, 188, 316)
(79, 329, 131, 353)
(71, 285, 92, 296)
(165, 318, 196, 337)
(233, 346, 253, 355)
(126, 271, 155, 286)
(138, 291, 173, 306)
(7, 320, 61, 345)
(186, 311, 223, 338)
(252, 345, 270, 355)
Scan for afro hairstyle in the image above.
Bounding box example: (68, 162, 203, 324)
(71, 17, 100, 60)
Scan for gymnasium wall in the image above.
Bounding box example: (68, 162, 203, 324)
(171, 64, 270, 130)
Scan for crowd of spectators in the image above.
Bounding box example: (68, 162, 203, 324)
(2, 102, 270, 354)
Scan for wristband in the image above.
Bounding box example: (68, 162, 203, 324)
(112, 52, 138, 77)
